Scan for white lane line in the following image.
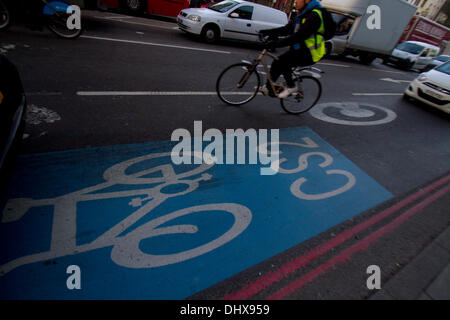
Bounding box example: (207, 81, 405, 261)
(77, 91, 252, 96)
(79, 91, 405, 97)
(380, 78, 412, 84)
(26, 92, 62, 96)
(80, 35, 231, 54)
(317, 62, 351, 68)
(97, 16, 135, 20)
(102, 18, 177, 30)
(370, 68, 406, 74)
(352, 93, 403, 96)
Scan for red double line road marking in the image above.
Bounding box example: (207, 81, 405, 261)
(269, 183, 450, 299)
(224, 173, 450, 300)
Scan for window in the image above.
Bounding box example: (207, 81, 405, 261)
(435, 61, 450, 75)
(332, 13, 355, 36)
(231, 6, 254, 20)
(435, 55, 450, 62)
(208, 1, 239, 13)
(396, 42, 425, 55)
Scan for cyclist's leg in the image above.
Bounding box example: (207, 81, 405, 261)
(271, 50, 299, 88)
(277, 49, 316, 98)
(261, 51, 291, 97)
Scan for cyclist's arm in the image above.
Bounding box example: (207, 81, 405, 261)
(260, 22, 294, 37)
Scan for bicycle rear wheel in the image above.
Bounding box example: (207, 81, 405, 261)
(280, 75, 322, 115)
(216, 63, 260, 106)
(0, 0, 11, 30)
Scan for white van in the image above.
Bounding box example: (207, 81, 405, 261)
(385, 41, 440, 71)
(177, 0, 288, 43)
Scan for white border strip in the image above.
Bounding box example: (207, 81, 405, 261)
(352, 93, 403, 96)
(77, 91, 253, 96)
(80, 35, 231, 54)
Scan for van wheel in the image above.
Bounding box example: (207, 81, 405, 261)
(359, 53, 376, 65)
(202, 25, 219, 44)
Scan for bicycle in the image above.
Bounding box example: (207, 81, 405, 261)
(0, 0, 82, 39)
(216, 36, 323, 115)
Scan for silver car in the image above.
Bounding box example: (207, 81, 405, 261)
(422, 55, 450, 72)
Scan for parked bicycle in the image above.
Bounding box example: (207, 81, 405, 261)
(0, 0, 82, 39)
(216, 36, 323, 115)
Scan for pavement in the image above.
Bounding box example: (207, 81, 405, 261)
(370, 225, 450, 300)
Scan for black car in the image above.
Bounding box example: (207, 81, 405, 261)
(0, 54, 26, 174)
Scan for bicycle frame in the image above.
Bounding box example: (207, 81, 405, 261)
(242, 49, 323, 96)
(241, 49, 282, 95)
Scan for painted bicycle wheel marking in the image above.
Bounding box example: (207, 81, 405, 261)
(310, 102, 397, 126)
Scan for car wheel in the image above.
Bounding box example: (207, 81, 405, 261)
(404, 60, 414, 70)
(403, 92, 412, 101)
(202, 25, 219, 44)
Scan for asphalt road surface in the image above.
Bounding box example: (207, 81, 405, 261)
(0, 10, 449, 301)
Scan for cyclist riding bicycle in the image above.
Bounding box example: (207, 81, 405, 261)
(259, 0, 326, 99)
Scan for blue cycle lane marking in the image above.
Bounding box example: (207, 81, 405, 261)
(0, 126, 392, 299)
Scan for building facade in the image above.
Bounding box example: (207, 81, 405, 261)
(405, 0, 447, 20)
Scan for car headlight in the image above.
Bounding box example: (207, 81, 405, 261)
(187, 15, 201, 22)
(417, 74, 428, 82)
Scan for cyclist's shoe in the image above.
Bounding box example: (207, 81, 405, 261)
(259, 85, 276, 97)
(278, 86, 298, 99)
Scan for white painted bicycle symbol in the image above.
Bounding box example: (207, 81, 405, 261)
(0, 152, 252, 275)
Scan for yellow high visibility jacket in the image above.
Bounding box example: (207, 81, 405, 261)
(303, 9, 325, 63)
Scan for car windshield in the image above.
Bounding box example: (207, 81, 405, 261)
(435, 61, 450, 75)
(208, 0, 239, 12)
(435, 55, 450, 62)
(396, 42, 424, 55)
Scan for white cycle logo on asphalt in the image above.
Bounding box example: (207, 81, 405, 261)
(0, 152, 252, 275)
(310, 102, 397, 126)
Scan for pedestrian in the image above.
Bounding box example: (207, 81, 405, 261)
(259, 0, 326, 99)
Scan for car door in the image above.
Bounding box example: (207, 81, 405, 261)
(223, 5, 258, 42)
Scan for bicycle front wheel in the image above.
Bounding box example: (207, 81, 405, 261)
(280, 75, 322, 115)
(216, 63, 260, 106)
